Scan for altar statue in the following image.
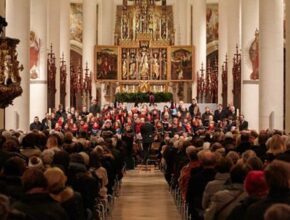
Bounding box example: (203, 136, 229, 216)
(140, 52, 149, 79)
(122, 60, 127, 79)
(129, 60, 137, 79)
(152, 54, 160, 79)
(115, 82, 122, 94)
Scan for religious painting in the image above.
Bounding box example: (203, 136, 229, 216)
(170, 46, 194, 81)
(95, 46, 118, 81)
(206, 4, 219, 44)
(30, 31, 40, 79)
(120, 47, 168, 81)
(70, 3, 83, 43)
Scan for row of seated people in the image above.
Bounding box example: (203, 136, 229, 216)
(162, 129, 290, 220)
(29, 101, 246, 137)
(0, 129, 125, 220)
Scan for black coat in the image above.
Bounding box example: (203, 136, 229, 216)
(227, 196, 262, 220)
(245, 189, 290, 220)
(89, 104, 100, 115)
(214, 109, 226, 123)
(276, 150, 290, 162)
(236, 142, 252, 154)
(239, 120, 248, 131)
(61, 191, 86, 220)
(140, 122, 154, 144)
(13, 193, 68, 220)
(186, 167, 216, 219)
(0, 176, 24, 201)
(29, 122, 43, 131)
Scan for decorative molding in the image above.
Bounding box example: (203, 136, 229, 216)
(243, 80, 259, 85)
(30, 80, 47, 84)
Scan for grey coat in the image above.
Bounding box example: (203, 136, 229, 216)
(204, 183, 247, 220)
(202, 173, 230, 209)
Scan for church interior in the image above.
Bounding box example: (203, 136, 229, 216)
(0, 1, 289, 220)
(0, 0, 288, 132)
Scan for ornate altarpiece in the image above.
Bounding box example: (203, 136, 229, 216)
(95, 0, 195, 103)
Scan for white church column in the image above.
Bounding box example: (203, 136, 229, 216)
(60, 0, 71, 108)
(30, 0, 48, 123)
(285, 0, 290, 132)
(83, 0, 97, 106)
(218, 0, 228, 105)
(241, 0, 259, 130)
(175, 0, 191, 45)
(226, 0, 241, 105)
(101, 0, 114, 45)
(259, 0, 284, 130)
(5, 0, 30, 131)
(192, 0, 206, 100)
(48, 0, 61, 108)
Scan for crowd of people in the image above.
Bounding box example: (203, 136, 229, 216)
(0, 98, 289, 219)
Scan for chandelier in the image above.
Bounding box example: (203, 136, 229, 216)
(0, 16, 23, 108)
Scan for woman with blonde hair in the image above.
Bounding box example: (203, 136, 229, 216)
(265, 134, 286, 162)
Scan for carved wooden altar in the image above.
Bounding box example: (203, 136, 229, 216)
(95, 0, 195, 103)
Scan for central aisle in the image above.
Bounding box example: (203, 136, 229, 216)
(111, 167, 182, 220)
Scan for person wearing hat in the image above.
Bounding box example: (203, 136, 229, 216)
(227, 170, 268, 220)
(44, 167, 86, 220)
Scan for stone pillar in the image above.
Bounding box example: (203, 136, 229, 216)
(241, 0, 259, 130)
(175, 0, 191, 45)
(5, 0, 30, 131)
(218, 0, 228, 105)
(30, 0, 48, 122)
(192, 0, 206, 100)
(101, 0, 114, 45)
(285, 0, 290, 132)
(83, 0, 97, 106)
(226, 0, 241, 105)
(48, 0, 61, 108)
(60, 0, 71, 108)
(259, 0, 284, 130)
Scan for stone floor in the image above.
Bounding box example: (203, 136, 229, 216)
(111, 166, 181, 220)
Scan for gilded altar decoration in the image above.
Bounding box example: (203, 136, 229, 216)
(249, 29, 259, 80)
(171, 46, 194, 81)
(95, 0, 195, 103)
(0, 17, 23, 108)
(115, 0, 174, 46)
(95, 46, 118, 80)
(120, 47, 168, 81)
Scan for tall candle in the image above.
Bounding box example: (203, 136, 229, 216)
(48, 108, 51, 115)
(236, 108, 239, 117)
